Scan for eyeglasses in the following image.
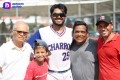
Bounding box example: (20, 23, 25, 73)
(52, 13, 66, 17)
(14, 30, 28, 35)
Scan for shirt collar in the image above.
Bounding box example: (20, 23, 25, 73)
(9, 40, 26, 51)
(99, 32, 119, 42)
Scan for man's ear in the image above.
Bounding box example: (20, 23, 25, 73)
(11, 30, 15, 36)
(87, 32, 89, 37)
(111, 25, 113, 29)
(11, 31, 15, 35)
(50, 15, 52, 18)
(0, 67, 2, 72)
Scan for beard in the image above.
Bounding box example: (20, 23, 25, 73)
(51, 18, 65, 27)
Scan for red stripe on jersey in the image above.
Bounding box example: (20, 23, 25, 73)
(50, 25, 66, 37)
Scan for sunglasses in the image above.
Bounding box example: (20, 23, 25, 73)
(14, 30, 28, 35)
(52, 13, 66, 17)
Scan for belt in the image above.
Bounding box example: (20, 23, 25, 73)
(48, 68, 70, 73)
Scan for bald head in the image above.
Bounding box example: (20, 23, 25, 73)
(13, 21, 29, 32)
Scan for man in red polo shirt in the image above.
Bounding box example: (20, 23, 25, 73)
(96, 15, 120, 80)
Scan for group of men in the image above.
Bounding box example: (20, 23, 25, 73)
(0, 3, 120, 80)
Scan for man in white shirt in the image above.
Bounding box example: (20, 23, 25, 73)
(0, 21, 33, 80)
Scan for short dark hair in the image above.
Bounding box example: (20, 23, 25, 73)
(50, 3, 67, 14)
(73, 21, 88, 33)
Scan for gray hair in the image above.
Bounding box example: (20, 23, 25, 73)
(13, 21, 29, 32)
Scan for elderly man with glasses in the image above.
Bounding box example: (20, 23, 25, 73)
(0, 21, 33, 80)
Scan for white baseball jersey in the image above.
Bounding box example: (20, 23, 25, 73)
(28, 26, 72, 71)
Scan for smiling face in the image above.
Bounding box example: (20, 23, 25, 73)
(12, 22, 29, 43)
(34, 46, 48, 63)
(51, 8, 66, 27)
(97, 21, 113, 38)
(72, 25, 88, 45)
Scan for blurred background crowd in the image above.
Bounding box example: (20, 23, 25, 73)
(0, 0, 120, 45)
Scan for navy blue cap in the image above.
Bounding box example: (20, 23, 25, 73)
(33, 39, 51, 55)
(96, 15, 112, 25)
